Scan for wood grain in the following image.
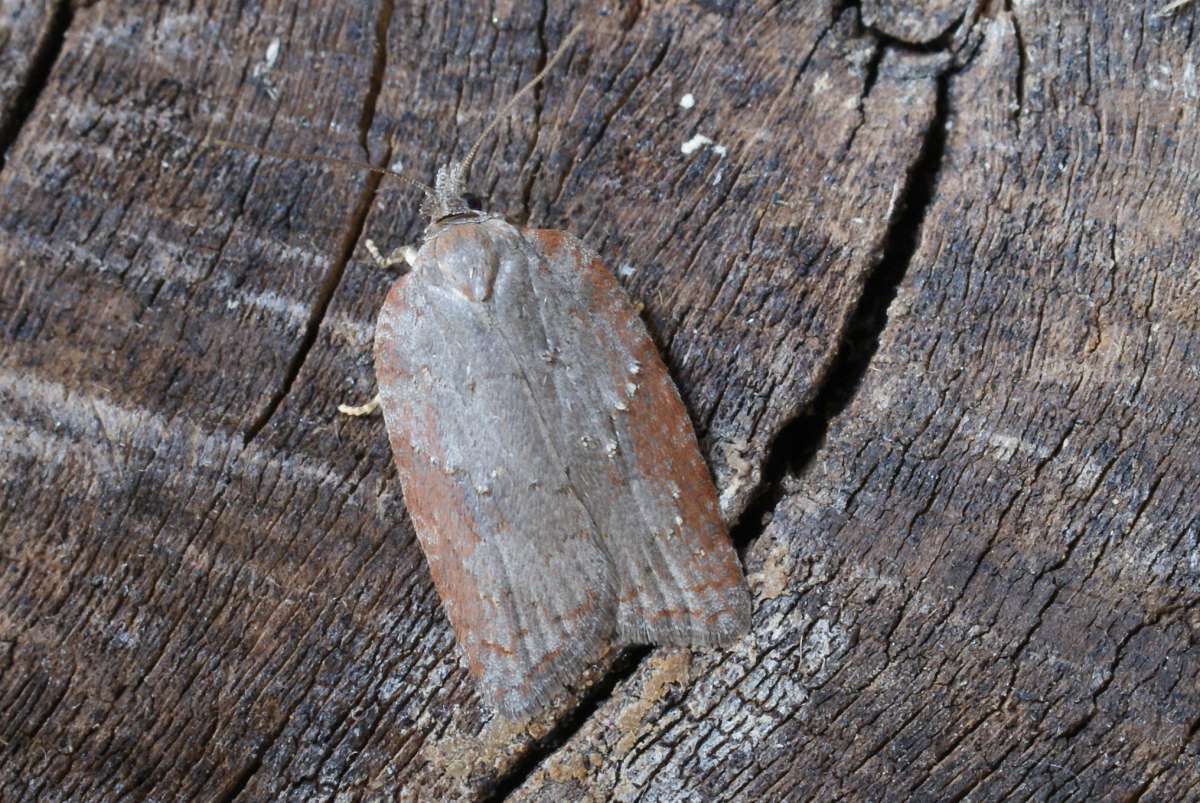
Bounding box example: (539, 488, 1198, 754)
(2, 0, 1194, 800)
(0, 0, 67, 163)
(860, 0, 971, 44)
(512, 4, 1200, 801)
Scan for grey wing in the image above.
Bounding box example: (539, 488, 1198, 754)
(509, 228, 752, 648)
(374, 262, 619, 717)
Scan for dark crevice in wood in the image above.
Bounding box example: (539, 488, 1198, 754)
(241, 3, 395, 445)
(838, 38, 884, 163)
(730, 460, 786, 560)
(488, 33, 957, 802)
(214, 747, 269, 803)
(486, 646, 652, 801)
(360, 0, 395, 159)
(620, 0, 644, 31)
(1127, 774, 1157, 803)
(800, 66, 951, 465)
(723, 10, 975, 547)
(486, 29, 959, 797)
(861, 35, 885, 98)
(830, 0, 856, 26)
(239, 177, 380, 443)
(0, 0, 73, 175)
(1005, 0, 1027, 128)
(734, 64, 952, 553)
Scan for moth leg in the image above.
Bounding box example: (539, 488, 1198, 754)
(338, 394, 381, 417)
(365, 239, 418, 270)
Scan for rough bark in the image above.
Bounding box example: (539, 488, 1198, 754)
(514, 5, 1200, 802)
(0, 0, 1196, 801)
(860, 0, 971, 44)
(0, 0, 68, 168)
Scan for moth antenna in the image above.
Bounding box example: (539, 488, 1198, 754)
(457, 22, 583, 180)
(204, 137, 435, 197)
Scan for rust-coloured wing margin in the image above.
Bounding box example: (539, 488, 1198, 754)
(374, 218, 749, 716)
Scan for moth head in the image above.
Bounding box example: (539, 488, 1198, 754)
(418, 24, 582, 226)
(421, 162, 473, 221)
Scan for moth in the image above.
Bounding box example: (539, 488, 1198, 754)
(234, 24, 751, 717)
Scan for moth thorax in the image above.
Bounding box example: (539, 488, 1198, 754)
(428, 219, 502, 302)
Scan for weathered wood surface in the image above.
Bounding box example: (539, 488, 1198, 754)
(516, 5, 1200, 801)
(0, 1, 1196, 801)
(0, 0, 66, 163)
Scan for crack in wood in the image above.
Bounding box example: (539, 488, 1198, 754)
(360, 0, 395, 161)
(1004, 0, 1028, 129)
(240, 1, 395, 446)
(0, 0, 73, 175)
(484, 646, 652, 801)
(730, 61, 953, 563)
(483, 31, 963, 803)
